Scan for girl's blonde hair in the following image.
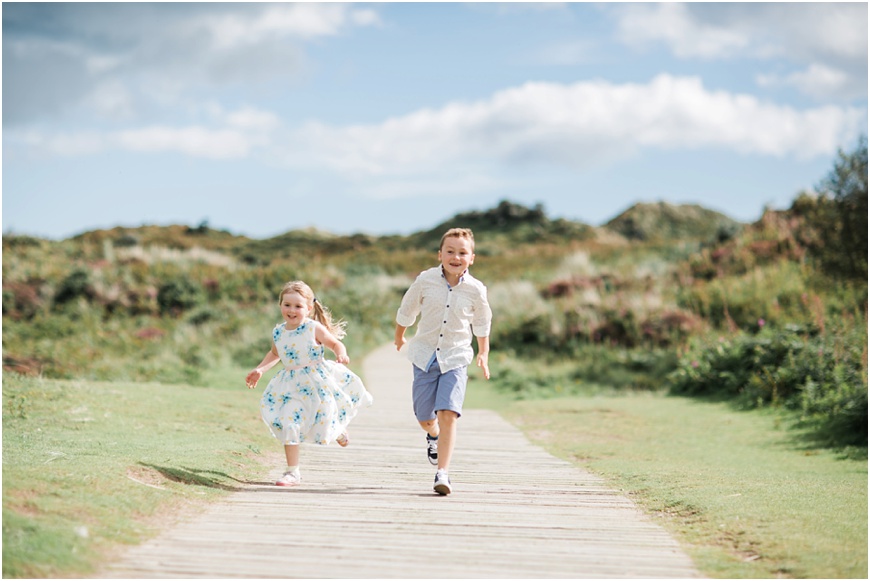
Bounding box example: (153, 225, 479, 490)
(278, 280, 347, 340)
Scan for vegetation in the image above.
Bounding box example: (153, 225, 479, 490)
(3, 136, 866, 577)
(802, 134, 868, 281)
(605, 200, 742, 243)
(2, 370, 281, 578)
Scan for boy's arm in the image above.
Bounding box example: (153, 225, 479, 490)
(395, 275, 424, 352)
(475, 335, 491, 380)
(394, 324, 409, 352)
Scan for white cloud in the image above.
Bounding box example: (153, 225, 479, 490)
(10, 103, 280, 160)
(18, 131, 107, 157)
(615, 3, 748, 59)
(85, 81, 136, 120)
(198, 3, 380, 49)
(613, 3, 867, 62)
(286, 74, 865, 181)
(3, 3, 381, 126)
(113, 126, 255, 159)
(757, 64, 864, 101)
(226, 107, 281, 131)
(610, 3, 867, 100)
(14, 75, 863, 170)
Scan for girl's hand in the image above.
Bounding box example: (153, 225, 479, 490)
(313, 321, 350, 365)
(476, 353, 490, 380)
(333, 344, 350, 365)
(245, 369, 263, 389)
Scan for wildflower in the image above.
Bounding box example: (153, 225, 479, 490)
(758, 318, 766, 327)
(691, 360, 700, 368)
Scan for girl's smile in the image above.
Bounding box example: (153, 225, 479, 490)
(280, 291, 311, 329)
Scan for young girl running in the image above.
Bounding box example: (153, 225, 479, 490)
(245, 281, 373, 487)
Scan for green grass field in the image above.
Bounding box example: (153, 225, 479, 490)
(3, 360, 867, 579)
(2, 366, 283, 578)
(467, 372, 868, 579)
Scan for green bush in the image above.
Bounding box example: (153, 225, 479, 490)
(677, 261, 811, 332)
(489, 345, 678, 400)
(668, 326, 867, 447)
(157, 279, 205, 315)
(53, 269, 93, 306)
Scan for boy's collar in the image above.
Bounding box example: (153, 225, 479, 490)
(440, 266, 468, 285)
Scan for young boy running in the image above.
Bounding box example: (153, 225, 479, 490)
(394, 227, 492, 495)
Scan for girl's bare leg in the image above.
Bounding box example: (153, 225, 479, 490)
(283, 444, 299, 467)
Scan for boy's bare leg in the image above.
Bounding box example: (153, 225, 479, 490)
(419, 418, 439, 438)
(435, 410, 458, 470)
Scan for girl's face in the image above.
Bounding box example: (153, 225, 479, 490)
(280, 291, 311, 328)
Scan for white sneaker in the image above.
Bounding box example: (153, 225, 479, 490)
(426, 436, 438, 465)
(433, 469, 452, 495)
(276, 470, 301, 487)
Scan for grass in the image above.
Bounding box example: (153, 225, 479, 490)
(466, 373, 868, 579)
(1, 364, 289, 578)
(4, 355, 867, 579)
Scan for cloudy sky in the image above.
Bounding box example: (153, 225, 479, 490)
(3, 2, 867, 240)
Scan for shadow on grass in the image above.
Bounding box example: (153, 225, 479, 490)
(138, 463, 274, 490)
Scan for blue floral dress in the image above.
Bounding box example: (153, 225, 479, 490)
(260, 319, 373, 446)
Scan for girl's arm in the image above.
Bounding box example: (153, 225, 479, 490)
(245, 344, 280, 389)
(314, 322, 350, 365)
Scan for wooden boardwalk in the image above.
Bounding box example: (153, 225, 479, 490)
(103, 344, 702, 579)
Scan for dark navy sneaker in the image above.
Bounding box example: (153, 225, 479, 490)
(433, 469, 452, 495)
(426, 435, 438, 465)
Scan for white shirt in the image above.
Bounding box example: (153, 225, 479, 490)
(396, 266, 492, 372)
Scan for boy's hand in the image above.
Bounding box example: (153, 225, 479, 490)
(245, 369, 262, 389)
(476, 353, 490, 380)
(394, 325, 408, 352)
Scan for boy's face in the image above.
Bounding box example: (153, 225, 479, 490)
(439, 236, 475, 278)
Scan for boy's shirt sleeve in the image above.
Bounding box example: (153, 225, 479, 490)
(471, 284, 492, 337)
(396, 275, 424, 328)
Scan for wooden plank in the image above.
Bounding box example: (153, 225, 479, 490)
(101, 344, 703, 579)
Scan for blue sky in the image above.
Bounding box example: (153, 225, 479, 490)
(3, 2, 867, 240)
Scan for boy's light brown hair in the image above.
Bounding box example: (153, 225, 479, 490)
(440, 227, 475, 251)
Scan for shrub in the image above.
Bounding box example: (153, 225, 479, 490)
(157, 279, 205, 315)
(53, 269, 94, 306)
(668, 326, 867, 447)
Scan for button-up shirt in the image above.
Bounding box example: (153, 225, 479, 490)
(396, 266, 492, 373)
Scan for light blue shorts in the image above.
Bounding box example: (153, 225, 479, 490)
(412, 361, 467, 421)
